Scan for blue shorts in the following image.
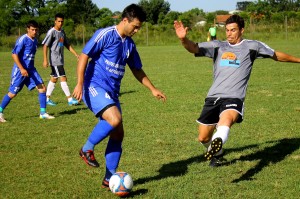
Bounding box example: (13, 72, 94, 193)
(9, 66, 44, 94)
(83, 85, 121, 117)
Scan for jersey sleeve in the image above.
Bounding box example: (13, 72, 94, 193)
(42, 29, 53, 46)
(63, 30, 70, 48)
(12, 36, 25, 55)
(256, 41, 275, 58)
(127, 45, 142, 70)
(82, 30, 104, 57)
(195, 41, 218, 58)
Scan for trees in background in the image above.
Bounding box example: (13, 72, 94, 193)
(0, 0, 300, 46)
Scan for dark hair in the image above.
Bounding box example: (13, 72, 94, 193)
(55, 13, 64, 20)
(226, 14, 245, 29)
(27, 20, 39, 28)
(121, 4, 146, 22)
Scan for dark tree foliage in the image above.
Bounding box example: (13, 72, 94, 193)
(138, 0, 170, 24)
(236, 1, 254, 11)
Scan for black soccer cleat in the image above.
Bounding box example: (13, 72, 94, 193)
(204, 137, 223, 160)
(101, 179, 110, 190)
(209, 156, 224, 167)
(79, 148, 100, 167)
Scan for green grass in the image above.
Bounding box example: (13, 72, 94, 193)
(0, 43, 300, 199)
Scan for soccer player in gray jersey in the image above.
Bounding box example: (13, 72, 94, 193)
(174, 15, 300, 167)
(42, 13, 79, 106)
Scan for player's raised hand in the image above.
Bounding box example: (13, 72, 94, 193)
(174, 20, 188, 40)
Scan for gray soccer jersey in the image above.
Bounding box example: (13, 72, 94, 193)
(42, 27, 70, 66)
(196, 39, 275, 101)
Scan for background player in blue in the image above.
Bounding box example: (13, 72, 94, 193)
(72, 4, 166, 188)
(0, 20, 55, 123)
(174, 15, 300, 167)
(42, 13, 79, 106)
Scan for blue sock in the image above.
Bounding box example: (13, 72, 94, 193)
(82, 119, 114, 152)
(82, 140, 95, 152)
(0, 94, 12, 112)
(39, 93, 47, 114)
(104, 139, 122, 180)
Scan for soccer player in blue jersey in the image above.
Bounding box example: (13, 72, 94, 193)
(174, 15, 300, 167)
(0, 20, 55, 123)
(72, 4, 166, 188)
(42, 13, 79, 106)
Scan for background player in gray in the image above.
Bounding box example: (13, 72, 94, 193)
(174, 15, 300, 167)
(42, 13, 79, 106)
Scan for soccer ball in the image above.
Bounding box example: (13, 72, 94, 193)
(109, 172, 133, 197)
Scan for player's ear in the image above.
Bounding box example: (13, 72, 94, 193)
(240, 28, 245, 34)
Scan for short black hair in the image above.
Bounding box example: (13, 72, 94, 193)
(27, 20, 39, 28)
(55, 13, 64, 20)
(226, 14, 245, 29)
(121, 4, 146, 22)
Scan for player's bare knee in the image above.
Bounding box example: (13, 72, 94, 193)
(198, 135, 211, 143)
(107, 118, 122, 128)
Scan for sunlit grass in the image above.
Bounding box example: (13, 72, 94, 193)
(0, 43, 299, 198)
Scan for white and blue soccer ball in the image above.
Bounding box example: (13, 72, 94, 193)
(109, 172, 133, 197)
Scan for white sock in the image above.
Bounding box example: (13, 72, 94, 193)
(212, 126, 230, 144)
(46, 81, 56, 97)
(60, 82, 71, 98)
(212, 126, 230, 156)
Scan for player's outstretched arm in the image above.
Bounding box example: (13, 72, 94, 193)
(272, 51, 300, 63)
(174, 20, 199, 54)
(130, 67, 166, 102)
(68, 45, 80, 61)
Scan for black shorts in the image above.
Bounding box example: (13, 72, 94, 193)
(50, 65, 66, 78)
(211, 36, 217, 40)
(197, 97, 244, 125)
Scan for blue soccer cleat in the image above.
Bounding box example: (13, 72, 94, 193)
(68, 98, 79, 106)
(47, 99, 57, 106)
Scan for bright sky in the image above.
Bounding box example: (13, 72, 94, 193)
(92, 0, 255, 12)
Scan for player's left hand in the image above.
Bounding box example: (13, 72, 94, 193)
(152, 89, 166, 102)
(72, 84, 83, 102)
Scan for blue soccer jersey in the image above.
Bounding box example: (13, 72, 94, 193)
(12, 34, 38, 70)
(82, 26, 142, 99)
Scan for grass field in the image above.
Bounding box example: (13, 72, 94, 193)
(0, 43, 299, 198)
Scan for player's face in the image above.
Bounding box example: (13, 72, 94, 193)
(124, 18, 142, 37)
(27, 26, 38, 39)
(54, 17, 64, 30)
(225, 23, 244, 44)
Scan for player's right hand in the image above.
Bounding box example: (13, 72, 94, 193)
(20, 68, 28, 77)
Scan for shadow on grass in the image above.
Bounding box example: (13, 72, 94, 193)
(134, 155, 202, 186)
(119, 90, 136, 97)
(228, 138, 300, 183)
(134, 144, 259, 186)
(134, 138, 299, 186)
(57, 107, 88, 116)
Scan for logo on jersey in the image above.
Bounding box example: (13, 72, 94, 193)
(59, 37, 64, 47)
(126, 49, 130, 58)
(220, 52, 240, 67)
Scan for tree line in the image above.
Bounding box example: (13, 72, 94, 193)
(0, 0, 300, 47)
